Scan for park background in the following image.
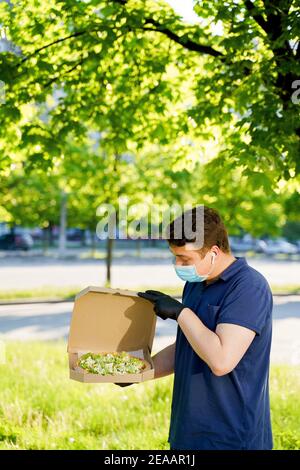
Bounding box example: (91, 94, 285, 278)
(0, 0, 299, 450)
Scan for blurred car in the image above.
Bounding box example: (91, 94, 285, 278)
(66, 228, 85, 241)
(0, 233, 34, 250)
(0, 222, 9, 237)
(261, 239, 298, 255)
(229, 235, 260, 253)
(30, 227, 44, 241)
(294, 240, 300, 253)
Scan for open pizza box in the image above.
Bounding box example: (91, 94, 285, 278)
(67, 286, 157, 383)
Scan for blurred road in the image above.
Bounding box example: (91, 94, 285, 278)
(0, 295, 299, 364)
(0, 253, 300, 289)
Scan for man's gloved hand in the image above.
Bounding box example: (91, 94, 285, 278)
(137, 290, 186, 321)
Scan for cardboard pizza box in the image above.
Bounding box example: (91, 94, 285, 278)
(67, 286, 157, 383)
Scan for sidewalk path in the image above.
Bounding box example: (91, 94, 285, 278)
(0, 254, 300, 289)
(0, 296, 299, 364)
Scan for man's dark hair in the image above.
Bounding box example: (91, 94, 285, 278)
(166, 206, 230, 254)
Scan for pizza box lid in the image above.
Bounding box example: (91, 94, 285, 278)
(67, 286, 157, 356)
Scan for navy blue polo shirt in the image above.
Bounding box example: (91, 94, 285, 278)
(168, 257, 273, 450)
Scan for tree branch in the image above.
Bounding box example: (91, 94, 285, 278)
(296, 41, 300, 60)
(143, 18, 223, 57)
(44, 57, 85, 89)
(20, 30, 89, 65)
(112, 0, 223, 57)
(243, 0, 269, 33)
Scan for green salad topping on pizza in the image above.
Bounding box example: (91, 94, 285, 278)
(78, 351, 146, 375)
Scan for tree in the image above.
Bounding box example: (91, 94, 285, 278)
(0, 168, 61, 251)
(0, 0, 299, 184)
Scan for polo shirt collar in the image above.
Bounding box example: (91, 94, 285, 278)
(218, 256, 248, 281)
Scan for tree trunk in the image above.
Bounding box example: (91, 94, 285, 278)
(49, 222, 55, 247)
(81, 230, 86, 247)
(136, 238, 141, 257)
(58, 190, 67, 258)
(106, 236, 114, 287)
(42, 226, 49, 254)
(104, 152, 121, 286)
(91, 230, 97, 257)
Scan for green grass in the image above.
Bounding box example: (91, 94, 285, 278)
(0, 286, 81, 302)
(0, 341, 172, 450)
(269, 365, 300, 450)
(270, 284, 300, 295)
(0, 341, 299, 449)
(0, 284, 300, 303)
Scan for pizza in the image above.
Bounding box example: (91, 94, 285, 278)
(77, 351, 147, 375)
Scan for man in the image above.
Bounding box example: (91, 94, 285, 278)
(120, 206, 273, 450)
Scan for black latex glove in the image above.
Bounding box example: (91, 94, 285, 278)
(137, 290, 186, 321)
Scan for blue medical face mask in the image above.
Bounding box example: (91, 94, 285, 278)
(174, 252, 216, 283)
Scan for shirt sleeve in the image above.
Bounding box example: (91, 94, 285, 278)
(216, 277, 273, 336)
